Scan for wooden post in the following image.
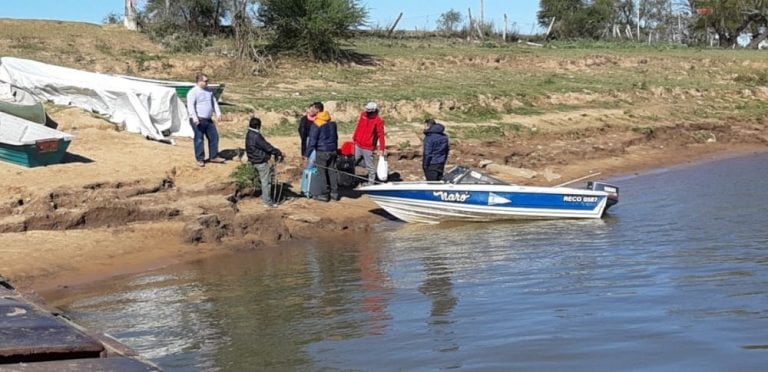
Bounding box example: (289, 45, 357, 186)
(503, 14, 508, 42)
(636, 0, 641, 42)
(468, 8, 474, 41)
(387, 12, 403, 37)
(480, 0, 484, 27)
(476, 21, 484, 40)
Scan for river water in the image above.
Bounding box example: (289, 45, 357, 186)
(48, 153, 768, 371)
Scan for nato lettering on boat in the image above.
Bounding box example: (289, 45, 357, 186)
(433, 191, 471, 202)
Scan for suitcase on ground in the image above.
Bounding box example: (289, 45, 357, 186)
(301, 167, 326, 198)
(336, 154, 357, 188)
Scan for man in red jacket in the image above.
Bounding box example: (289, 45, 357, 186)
(352, 101, 386, 185)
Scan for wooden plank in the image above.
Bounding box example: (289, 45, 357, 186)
(6, 356, 160, 371)
(0, 279, 17, 298)
(0, 298, 104, 363)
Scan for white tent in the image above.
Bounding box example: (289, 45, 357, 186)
(0, 57, 192, 141)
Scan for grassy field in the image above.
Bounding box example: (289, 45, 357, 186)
(3, 19, 768, 139)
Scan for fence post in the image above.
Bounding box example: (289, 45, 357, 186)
(387, 12, 403, 38)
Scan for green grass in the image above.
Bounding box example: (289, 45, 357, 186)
(733, 71, 768, 86)
(450, 125, 506, 140)
(262, 118, 295, 137)
(121, 49, 163, 71)
(447, 103, 503, 122)
(228, 42, 762, 116)
(11, 38, 46, 52)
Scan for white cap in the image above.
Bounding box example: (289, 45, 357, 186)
(365, 101, 378, 112)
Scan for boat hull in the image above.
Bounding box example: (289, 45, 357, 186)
(359, 183, 612, 224)
(0, 139, 71, 167)
(0, 110, 73, 167)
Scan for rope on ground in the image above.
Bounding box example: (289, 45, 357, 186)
(309, 162, 385, 184)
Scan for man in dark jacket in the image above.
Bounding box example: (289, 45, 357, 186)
(306, 111, 339, 202)
(422, 119, 450, 181)
(246, 117, 284, 207)
(297, 102, 322, 158)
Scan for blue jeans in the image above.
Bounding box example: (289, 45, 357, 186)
(192, 118, 219, 161)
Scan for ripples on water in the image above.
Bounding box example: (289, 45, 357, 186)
(52, 154, 768, 370)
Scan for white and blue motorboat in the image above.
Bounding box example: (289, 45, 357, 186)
(358, 166, 619, 224)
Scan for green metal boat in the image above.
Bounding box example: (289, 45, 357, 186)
(117, 75, 225, 101)
(0, 111, 72, 167)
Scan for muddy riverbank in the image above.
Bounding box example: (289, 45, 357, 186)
(1, 107, 766, 294)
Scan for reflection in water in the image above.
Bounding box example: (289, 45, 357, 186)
(357, 242, 393, 336)
(50, 153, 768, 370)
(419, 251, 459, 355)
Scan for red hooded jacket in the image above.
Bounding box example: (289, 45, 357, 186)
(352, 112, 386, 151)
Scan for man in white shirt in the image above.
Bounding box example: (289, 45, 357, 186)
(187, 73, 225, 167)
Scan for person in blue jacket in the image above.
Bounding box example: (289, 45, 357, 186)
(422, 119, 450, 181)
(306, 111, 339, 202)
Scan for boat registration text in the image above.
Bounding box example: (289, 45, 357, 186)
(563, 195, 599, 203)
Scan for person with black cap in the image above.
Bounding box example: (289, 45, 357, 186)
(246, 117, 284, 208)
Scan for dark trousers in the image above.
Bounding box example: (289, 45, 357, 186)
(192, 118, 219, 161)
(316, 151, 339, 196)
(424, 163, 446, 181)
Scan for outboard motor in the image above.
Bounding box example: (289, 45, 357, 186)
(588, 181, 619, 210)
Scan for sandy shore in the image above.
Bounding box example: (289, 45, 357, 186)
(1, 108, 767, 295)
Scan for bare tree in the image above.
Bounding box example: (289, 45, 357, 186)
(125, 0, 139, 30)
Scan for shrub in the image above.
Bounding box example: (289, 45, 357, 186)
(231, 163, 261, 189)
(257, 0, 368, 61)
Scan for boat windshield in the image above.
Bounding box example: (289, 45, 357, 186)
(444, 166, 508, 185)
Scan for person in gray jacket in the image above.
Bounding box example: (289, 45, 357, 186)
(246, 117, 284, 208)
(187, 73, 225, 167)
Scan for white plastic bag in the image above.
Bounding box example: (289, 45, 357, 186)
(376, 154, 388, 182)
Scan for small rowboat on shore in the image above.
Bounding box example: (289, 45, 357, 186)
(0, 111, 73, 167)
(358, 166, 619, 224)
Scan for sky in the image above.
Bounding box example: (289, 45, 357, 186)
(0, 1, 542, 33)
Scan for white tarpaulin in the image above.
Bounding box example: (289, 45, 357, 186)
(0, 57, 192, 140)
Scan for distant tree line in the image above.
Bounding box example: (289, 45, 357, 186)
(121, 0, 768, 60)
(537, 0, 768, 48)
(131, 0, 367, 61)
